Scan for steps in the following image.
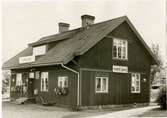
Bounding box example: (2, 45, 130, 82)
(15, 97, 29, 104)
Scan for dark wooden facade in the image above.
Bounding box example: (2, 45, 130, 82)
(78, 22, 151, 106)
(10, 21, 153, 107)
(11, 65, 78, 106)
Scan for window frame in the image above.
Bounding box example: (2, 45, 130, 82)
(16, 73, 22, 86)
(112, 38, 128, 60)
(131, 73, 140, 93)
(58, 76, 68, 88)
(35, 71, 40, 79)
(95, 76, 109, 93)
(40, 72, 49, 92)
(29, 72, 34, 78)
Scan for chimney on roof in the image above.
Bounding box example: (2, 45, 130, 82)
(81, 14, 95, 28)
(58, 22, 70, 33)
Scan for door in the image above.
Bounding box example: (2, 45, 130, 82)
(27, 78, 34, 98)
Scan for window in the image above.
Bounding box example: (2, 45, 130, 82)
(131, 73, 140, 93)
(16, 73, 22, 86)
(58, 76, 68, 88)
(95, 77, 108, 93)
(29, 72, 34, 78)
(41, 72, 49, 92)
(33, 45, 46, 56)
(113, 38, 128, 59)
(35, 71, 40, 79)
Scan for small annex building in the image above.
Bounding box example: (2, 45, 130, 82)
(3, 15, 159, 108)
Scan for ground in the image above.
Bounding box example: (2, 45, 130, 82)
(2, 102, 127, 118)
(2, 102, 167, 118)
(138, 107, 167, 117)
(150, 87, 160, 102)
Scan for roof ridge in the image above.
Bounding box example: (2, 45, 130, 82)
(30, 15, 127, 45)
(90, 15, 127, 27)
(39, 27, 82, 40)
(44, 15, 127, 37)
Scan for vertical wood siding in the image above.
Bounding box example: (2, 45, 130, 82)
(79, 21, 152, 106)
(35, 66, 77, 106)
(10, 65, 78, 106)
(10, 21, 152, 107)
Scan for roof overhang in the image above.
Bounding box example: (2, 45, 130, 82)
(2, 61, 63, 70)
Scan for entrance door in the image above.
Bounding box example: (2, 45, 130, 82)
(27, 78, 34, 98)
(20, 73, 28, 98)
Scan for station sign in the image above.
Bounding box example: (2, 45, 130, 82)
(19, 55, 35, 64)
(113, 65, 128, 73)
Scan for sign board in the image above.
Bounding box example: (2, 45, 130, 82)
(33, 45, 46, 56)
(113, 65, 128, 73)
(29, 72, 34, 78)
(19, 55, 35, 64)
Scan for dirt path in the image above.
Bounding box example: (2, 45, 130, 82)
(86, 106, 159, 118)
(3, 102, 161, 118)
(2, 102, 76, 118)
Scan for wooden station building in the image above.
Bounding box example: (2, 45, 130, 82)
(3, 15, 159, 108)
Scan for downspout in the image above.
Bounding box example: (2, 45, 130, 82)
(60, 63, 80, 107)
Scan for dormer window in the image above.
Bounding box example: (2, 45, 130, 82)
(33, 45, 46, 56)
(113, 38, 128, 60)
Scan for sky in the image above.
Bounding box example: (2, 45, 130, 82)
(2, 0, 166, 64)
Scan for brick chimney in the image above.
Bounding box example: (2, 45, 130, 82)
(58, 22, 70, 33)
(81, 15, 95, 28)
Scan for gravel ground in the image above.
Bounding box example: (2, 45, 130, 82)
(138, 107, 167, 117)
(2, 102, 117, 118)
(2, 102, 76, 118)
(3, 102, 162, 118)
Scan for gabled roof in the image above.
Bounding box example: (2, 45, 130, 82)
(2, 16, 159, 69)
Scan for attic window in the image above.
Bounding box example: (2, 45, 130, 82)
(33, 45, 46, 56)
(113, 38, 128, 60)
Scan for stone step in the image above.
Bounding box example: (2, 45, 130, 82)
(16, 97, 29, 104)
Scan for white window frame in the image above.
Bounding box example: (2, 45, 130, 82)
(113, 38, 128, 60)
(95, 76, 108, 93)
(16, 73, 22, 86)
(58, 76, 68, 88)
(131, 73, 140, 93)
(41, 72, 49, 92)
(33, 45, 46, 56)
(29, 72, 34, 78)
(35, 71, 40, 79)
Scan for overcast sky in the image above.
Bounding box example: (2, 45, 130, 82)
(2, 0, 166, 64)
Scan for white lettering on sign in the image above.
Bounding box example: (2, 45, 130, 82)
(19, 55, 35, 64)
(113, 65, 128, 73)
(33, 45, 46, 56)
